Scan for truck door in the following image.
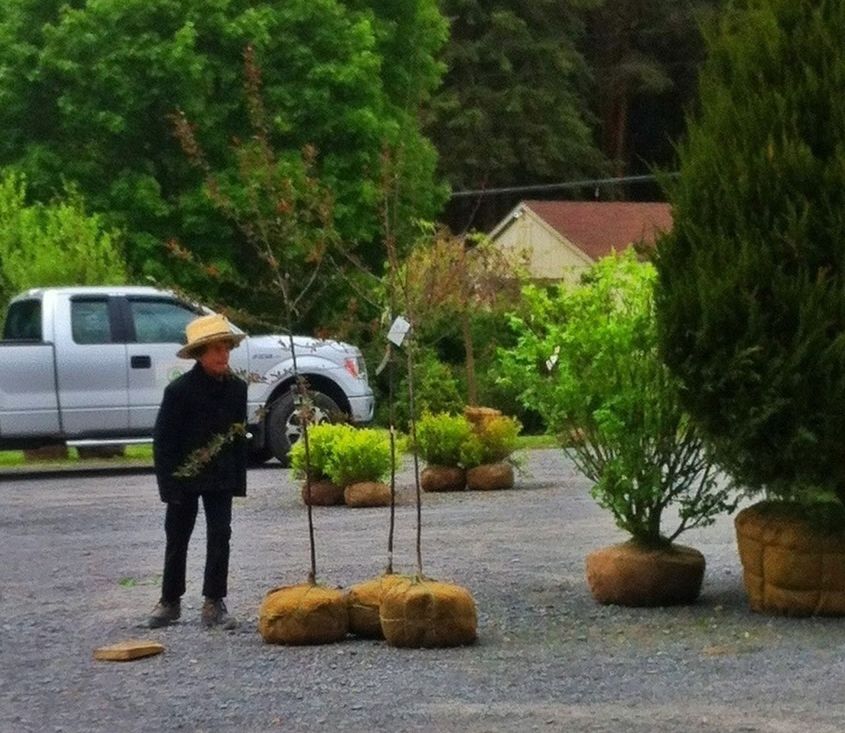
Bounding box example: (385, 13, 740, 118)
(122, 296, 250, 430)
(123, 296, 199, 430)
(54, 295, 129, 435)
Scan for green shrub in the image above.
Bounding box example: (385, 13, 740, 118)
(415, 412, 474, 466)
(460, 415, 521, 467)
(391, 349, 463, 430)
(289, 423, 355, 480)
(324, 427, 396, 486)
(655, 0, 845, 515)
(499, 250, 734, 547)
(0, 172, 127, 308)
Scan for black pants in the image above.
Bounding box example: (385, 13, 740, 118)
(161, 492, 233, 602)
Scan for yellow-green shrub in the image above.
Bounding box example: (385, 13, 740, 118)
(324, 428, 396, 486)
(289, 423, 355, 479)
(415, 412, 473, 467)
(461, 414, 521, 467)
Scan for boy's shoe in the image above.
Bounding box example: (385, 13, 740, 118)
(147, 600, 181, 629)
(201, 598, 238, 630)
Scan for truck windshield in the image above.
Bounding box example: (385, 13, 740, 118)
(3, 299, 42, 340)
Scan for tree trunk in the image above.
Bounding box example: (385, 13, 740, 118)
(462, 309, 477, 406)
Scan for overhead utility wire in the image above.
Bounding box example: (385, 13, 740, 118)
(449, 172, 679, 199)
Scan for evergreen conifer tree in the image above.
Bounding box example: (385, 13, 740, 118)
(655, 0, 845, 508)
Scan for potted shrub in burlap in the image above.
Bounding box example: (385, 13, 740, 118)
(416, 412, 473, 492)
(289, 423, 352, 506)
(460, 412, 521, 491)
(655, 0, 845, 616)
(500, 251, 734, 606)
(324, 427, 395, 508)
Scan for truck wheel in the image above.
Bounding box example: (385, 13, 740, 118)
(265, 391, 341, 465)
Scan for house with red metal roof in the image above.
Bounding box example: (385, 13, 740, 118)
(488, 200, 672, 282)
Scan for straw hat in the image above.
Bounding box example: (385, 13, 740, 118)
(177, 313, 245, 359)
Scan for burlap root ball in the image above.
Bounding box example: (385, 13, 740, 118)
(380, 579, 478, 648)
(344, 481, 391, 507)
(735, 503, 845, 616)
(301, 480, 345, 506)
(585, 541, 705, 607)
(421, 465, 466, 492)
(258, 583, 349, 645)
(466, 462, 514, 491)
(345, 574, 413, 638)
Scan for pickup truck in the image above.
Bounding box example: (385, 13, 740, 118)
(0, 286, 374, 463)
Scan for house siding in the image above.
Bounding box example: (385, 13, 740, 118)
(494, 209, 593, 283)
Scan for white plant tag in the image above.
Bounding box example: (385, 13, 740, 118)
(545, 345, 560, 372)
(387, 315, 411, 347)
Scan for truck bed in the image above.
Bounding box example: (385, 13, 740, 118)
(0, 341, 61, 441)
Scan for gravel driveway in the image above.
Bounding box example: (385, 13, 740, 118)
(1, 449, 844, 733)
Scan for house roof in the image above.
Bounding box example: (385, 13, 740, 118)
(495, 200, 673, 261)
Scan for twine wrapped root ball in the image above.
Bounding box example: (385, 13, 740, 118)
(466, 462, 514, 491)
(258, 583, 349, 645)
(380, 579, 478, 648)
(344, 481, 391, 507)
(421, 466, 466, 492)
(585, 542, 705, 607)
(346, 574, 413, 638)
(735, 504, 845, 616)
(301, 480, 345, 506)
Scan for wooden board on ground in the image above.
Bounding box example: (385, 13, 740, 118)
(93, 640, 164, 662)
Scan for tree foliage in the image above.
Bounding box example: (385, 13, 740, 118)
(428, 0, 607, 191)
(170, 45, 339, 332)
(584, 0, 720, 175)
(655, 0, 845, 509)
(398, 225, 520, 403)
(0, 0, 446, 327)
(0, 172, 127, 306)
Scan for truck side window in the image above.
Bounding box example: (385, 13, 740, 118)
(71, 299, 111, 344)
(3, 299, 42, 340)
(129, 299, 197, 344)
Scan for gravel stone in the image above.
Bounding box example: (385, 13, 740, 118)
(1, 449, 845, 732)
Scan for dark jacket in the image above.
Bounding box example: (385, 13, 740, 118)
(153, 363, 248, 503)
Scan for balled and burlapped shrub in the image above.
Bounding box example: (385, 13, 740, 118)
(501, 251, 733, 550)
(289, 423, 354, 506)
(655, 0, 845, 512)
(324, 428, 396, 507)
(461, 413, 520, 490)
(416, 412, 473, 491)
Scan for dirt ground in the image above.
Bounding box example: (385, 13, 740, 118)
(1, 450, 844, 732)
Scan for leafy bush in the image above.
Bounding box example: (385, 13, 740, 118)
(655, 0, 845, 515)
(415, 412, 474, 466)
(324, 427, 396, 486)
(499, 250, 734, 547)
(460, 414, 521, 467)
(0, 172, 127, 309)
(289, 423, 356, 480)
(388, 348, 463, 430)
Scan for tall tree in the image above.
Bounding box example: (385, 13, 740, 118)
(428, 0, 607, 193)
(0, 0, 446, 329)
(584, 0, 721, 176)
(655, 0, 845, 507)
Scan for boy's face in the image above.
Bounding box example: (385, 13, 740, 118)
(197, 340, 232, 378)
